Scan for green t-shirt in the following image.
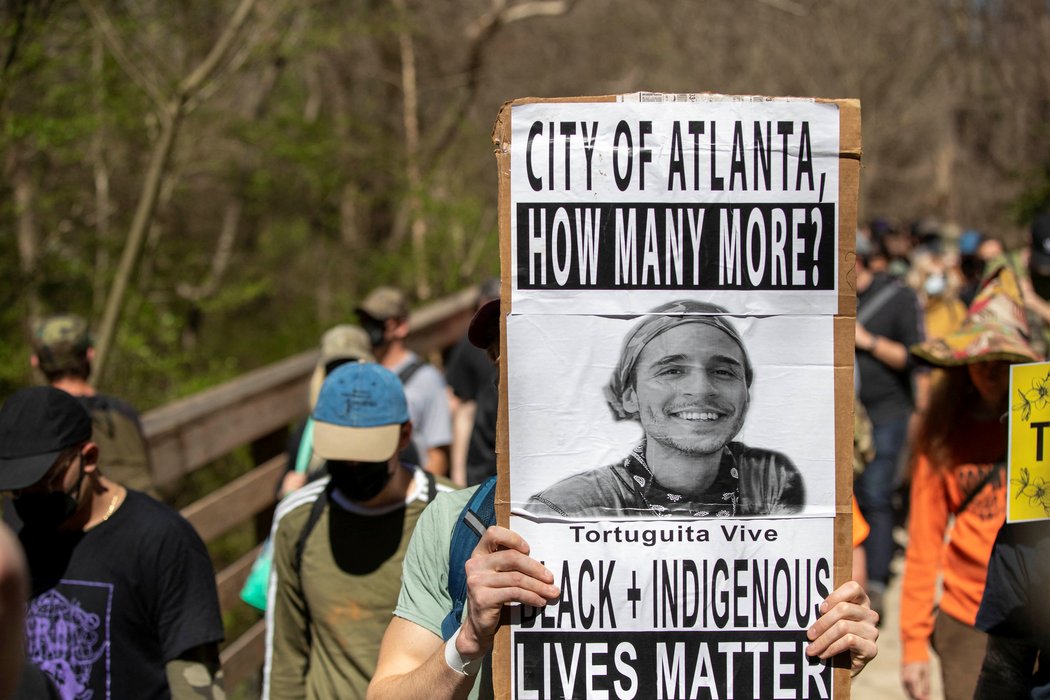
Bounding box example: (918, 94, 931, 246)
(264, 467, 451, 700)
(393, 485, 483, 699)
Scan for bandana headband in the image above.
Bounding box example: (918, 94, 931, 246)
(605, 300, 753, 420)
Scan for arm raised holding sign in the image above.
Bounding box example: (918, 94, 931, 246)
(368, 518, 560, 700)
(370, 506, 879, 700)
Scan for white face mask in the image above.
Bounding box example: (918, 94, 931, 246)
(924, 273, 947, 297)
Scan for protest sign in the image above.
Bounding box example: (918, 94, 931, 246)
(1008, 361, 1050, 522)
(492, 93, 860, 699)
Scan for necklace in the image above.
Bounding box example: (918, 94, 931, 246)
(101, 490, 122, 522)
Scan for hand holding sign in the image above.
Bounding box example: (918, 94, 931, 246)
(804, 579, 879, 677)
(457, 526, 560, 659)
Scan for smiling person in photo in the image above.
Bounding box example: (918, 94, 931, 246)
(527, 300, 805, 518)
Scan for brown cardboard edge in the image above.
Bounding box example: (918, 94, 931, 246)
(813, 98, 862, 320)
(828, 97, 861, 700)
(835, 99, 862, 320)
(834, 316, 857, 698)
(493, 99, 513, 700)
(493, 95, 862, 700)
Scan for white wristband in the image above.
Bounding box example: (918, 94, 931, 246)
(444, 628, 484, 677)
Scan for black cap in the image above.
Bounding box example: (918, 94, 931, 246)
(0, 387, 92, 491)
(467, 298, 500, 350)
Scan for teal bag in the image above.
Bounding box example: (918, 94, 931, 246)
(240, 418, 316, 611)
(239, 537, 274, 611)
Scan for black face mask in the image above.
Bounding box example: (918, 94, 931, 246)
(328, 460, 393, 502)
(14, 456, 85, 530)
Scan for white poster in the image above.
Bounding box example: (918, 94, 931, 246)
(509, 517, 835, 699)
(504, 94, 845, 700)
(509, 95, 841, 317)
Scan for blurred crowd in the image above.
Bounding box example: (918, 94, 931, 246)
(3, 213, 1049, 699)
(853, 213, 1050, 700)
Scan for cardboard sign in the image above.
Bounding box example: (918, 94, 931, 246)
(493, 93, 860, 700)
(1008, 361, 1050, 522)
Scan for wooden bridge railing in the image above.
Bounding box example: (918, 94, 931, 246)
(139, 286, 479, 689)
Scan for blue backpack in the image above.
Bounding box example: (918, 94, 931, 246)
(441, 476, 498, 698)
(441, 475, 498, 641)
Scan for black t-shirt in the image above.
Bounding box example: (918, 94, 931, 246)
(446, 336, 498, 485)
(975, 520, 1050, 696)
(856, 273, 924, 423)
(19, 490, 224, 699)
(12, 662, 62, 700)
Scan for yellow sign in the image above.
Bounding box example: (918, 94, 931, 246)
(1008, 361, 1050, 522)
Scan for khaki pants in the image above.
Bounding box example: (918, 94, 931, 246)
(932, 610, 989, 700)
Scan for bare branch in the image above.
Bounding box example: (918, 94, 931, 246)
(392, 0, 430, 298)
(425, 0, 578, 167)
(495, 0, 578, 26)
(78, 0, 168, 111)
(753, 0, 807, 18)
(178, 0, 259, 98)
(93, 0, 265, 381)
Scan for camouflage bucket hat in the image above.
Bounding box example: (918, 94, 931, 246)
(32, 315, 92, 373)
(911, 265, 1042, 366)
(357, 287, 408, 322)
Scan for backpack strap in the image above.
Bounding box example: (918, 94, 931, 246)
(293, 482, 332, 574)
(398, 358, 427, 385)
(425, 470, 437, 501)
(953, 461, 1005, 517)
(857, 282, 900, 326)
(441, 475, 498, 641)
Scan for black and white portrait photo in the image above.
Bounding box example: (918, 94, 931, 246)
(508, 299, 836, 519)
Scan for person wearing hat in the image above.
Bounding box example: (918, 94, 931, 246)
(357, 286, 452, 477)
(445, 280, 500, 487)
(899, 266, 1042, 700)
(263, 363, 453, 700)
(525, 300, 805, 518)
(29, 314, 153, 496)
(0, 387, 224, 699)
(277, 324, 375, 499)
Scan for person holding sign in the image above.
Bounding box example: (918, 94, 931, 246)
(900, 265, 1041, 700)
(368, 300, 880, 700)
(526, 300, 805, 518)
(371, 513, 879, 700)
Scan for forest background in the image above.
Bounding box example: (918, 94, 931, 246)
(3, 0, 1050, 408)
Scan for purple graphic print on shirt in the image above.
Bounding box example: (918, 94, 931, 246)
(25, 582, 112, 700)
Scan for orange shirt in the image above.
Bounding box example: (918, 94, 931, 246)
(900, 418, 1006, 664)
(852, 499, 869, 548)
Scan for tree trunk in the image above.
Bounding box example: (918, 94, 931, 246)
(11, 151, 42, 325)
(93, 102, 183, 383)
(392, 0, 429, 300)
(91, 30, 112, 317)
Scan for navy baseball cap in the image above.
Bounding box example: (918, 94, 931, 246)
(312, 363, 409, 462)
(0, 387, 92, 491)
